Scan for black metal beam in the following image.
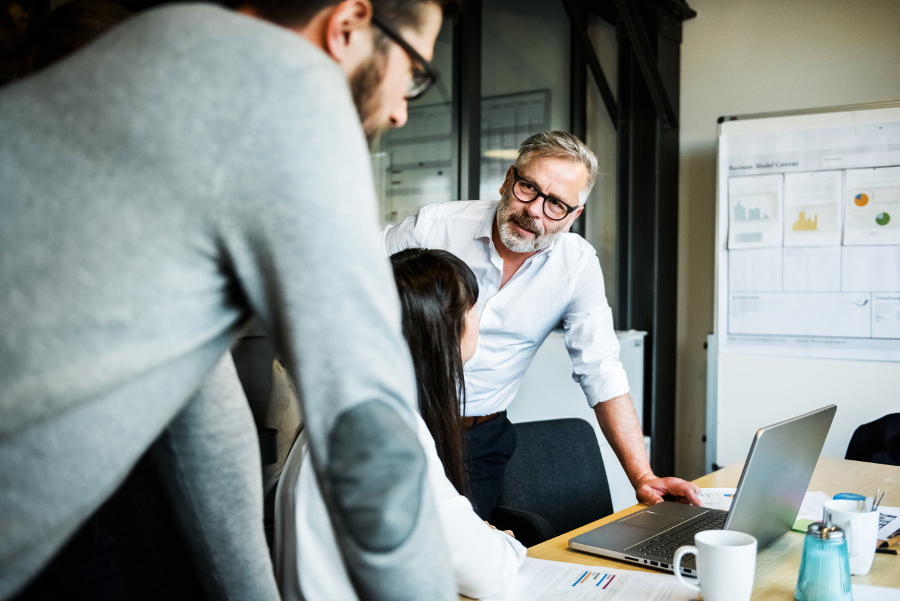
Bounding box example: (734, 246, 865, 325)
(568, 20, 587, 238)
(563, 0, 618, 129)
(614, 23, 632, 332)
(451, 0, 481, 200)
(569, 22, 588, 144)
(614, 5, 686, 477)
(614, 0, 679, 129)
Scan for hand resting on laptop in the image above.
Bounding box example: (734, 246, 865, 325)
(635, 474, 702, 506)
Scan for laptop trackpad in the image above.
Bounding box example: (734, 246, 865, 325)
(619, 511, 684, 530)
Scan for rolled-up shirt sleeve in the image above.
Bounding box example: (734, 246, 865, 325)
(563, 255, 630, 407)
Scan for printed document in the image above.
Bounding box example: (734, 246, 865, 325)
(783, 171, 842, 247)
(497, 558, 691, 601)
(728, 174, 784, 249)
(700, 489, 830, 521)
(877, 506, 900, 540)
(844, 167, 900, 245)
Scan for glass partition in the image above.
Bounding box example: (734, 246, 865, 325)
(373, 21, 455, 228)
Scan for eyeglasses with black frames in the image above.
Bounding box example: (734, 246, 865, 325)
(370, 14, 440, 101)
(511, 166, 579, 221)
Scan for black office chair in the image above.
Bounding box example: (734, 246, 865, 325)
(490, 418, 614, 548)
(846, 413, 900, 466)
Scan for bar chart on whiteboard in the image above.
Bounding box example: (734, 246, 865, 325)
(719, 119, 900, 361)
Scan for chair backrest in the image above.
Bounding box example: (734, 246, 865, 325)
(496, 418, 614, 538)
(846, 413, 900, 466)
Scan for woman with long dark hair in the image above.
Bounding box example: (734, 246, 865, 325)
(274, 248, 525, 601)
(390, 247, 477, 497)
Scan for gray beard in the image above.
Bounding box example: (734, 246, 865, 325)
(495, 194, 564, 253)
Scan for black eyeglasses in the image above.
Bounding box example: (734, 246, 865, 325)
(370, 13, 440, 101)
(511, 166, 579, 221)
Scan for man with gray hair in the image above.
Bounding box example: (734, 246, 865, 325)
(384, 130, 701, 520)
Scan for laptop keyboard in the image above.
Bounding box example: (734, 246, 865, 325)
(630, 511, 727, 558)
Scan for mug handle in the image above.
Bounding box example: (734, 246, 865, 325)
(673, 546, 700, 593)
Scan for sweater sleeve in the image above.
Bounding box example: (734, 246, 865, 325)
(215, 60, 455, 601)
(153, 353, 281, 600)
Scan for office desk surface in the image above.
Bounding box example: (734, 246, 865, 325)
(526, 457, 899, 599)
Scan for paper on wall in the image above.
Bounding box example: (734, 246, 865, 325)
(783, 171, 842, 246)
(782, 246, 841, 292)
(497, 557, 692, 601)
(841, 246, 900, 292)
(844, 167, 900, 245)
(728, 174, 784, 249)
(873, 295, 900, 339)
(728, 292, 871, 338)
(728, 248, 783, 291)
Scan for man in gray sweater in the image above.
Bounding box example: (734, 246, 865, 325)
(0, 1, 456, 599)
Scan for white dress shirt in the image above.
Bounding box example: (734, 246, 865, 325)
(273, 412, 526, 601)
(383, 200, 630, 416)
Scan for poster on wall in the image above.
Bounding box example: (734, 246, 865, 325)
(844, 166, 900, 246)
(717, 116, 900, 361)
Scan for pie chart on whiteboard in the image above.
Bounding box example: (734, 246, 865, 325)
(854, 193, 869, 206)
(876, 212, 891, 226)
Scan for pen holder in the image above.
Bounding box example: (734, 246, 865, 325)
(795, 522, 852, 601)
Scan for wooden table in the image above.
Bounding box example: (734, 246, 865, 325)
(526, 458, 900, 599)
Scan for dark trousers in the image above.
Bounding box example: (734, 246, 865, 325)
(465, 412, 517, 520)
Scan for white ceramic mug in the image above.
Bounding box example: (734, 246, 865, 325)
(673, 530, 757, 601)
(823, 499, 879, 575)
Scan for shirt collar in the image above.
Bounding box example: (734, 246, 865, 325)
(476, 200, 561, 256)
(474, 201, 498, 242)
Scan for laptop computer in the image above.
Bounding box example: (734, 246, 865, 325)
(568, 404, 837, 576)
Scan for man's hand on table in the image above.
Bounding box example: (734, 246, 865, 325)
(634, 474, 702, 506)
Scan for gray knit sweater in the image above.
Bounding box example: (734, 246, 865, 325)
(0, 5, 454, 600)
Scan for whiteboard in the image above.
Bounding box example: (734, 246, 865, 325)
(712, 102, 900, 470)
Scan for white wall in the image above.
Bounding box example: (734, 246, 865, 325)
(677, 0, 900, 479)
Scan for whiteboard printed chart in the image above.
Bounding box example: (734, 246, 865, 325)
(719, 118, 900, 360)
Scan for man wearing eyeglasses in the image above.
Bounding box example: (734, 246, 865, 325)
(0, 1, 458, 601)
(384, 131, 702, 522)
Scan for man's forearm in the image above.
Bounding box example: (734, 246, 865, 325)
(593, 394, 653, 487)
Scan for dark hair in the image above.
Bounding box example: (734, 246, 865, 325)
(0, 0, 131, 84)
(391, 248, 477, 496)
(229, 0, 460, 31)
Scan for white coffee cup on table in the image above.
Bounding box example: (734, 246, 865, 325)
(672, 530, 757, 601)
(823, 499, 879, 575)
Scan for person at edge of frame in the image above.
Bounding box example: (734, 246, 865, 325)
(0, 0, 459, 600)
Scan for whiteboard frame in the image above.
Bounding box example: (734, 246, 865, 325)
(710, 101, 900, 468)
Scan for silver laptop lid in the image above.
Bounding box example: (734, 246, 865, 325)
(724, 404, 836, 548)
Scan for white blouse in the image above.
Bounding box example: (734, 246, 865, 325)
(273, 413, 526, 601)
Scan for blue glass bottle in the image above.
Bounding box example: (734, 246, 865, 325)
(795, 522, 852, 601)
